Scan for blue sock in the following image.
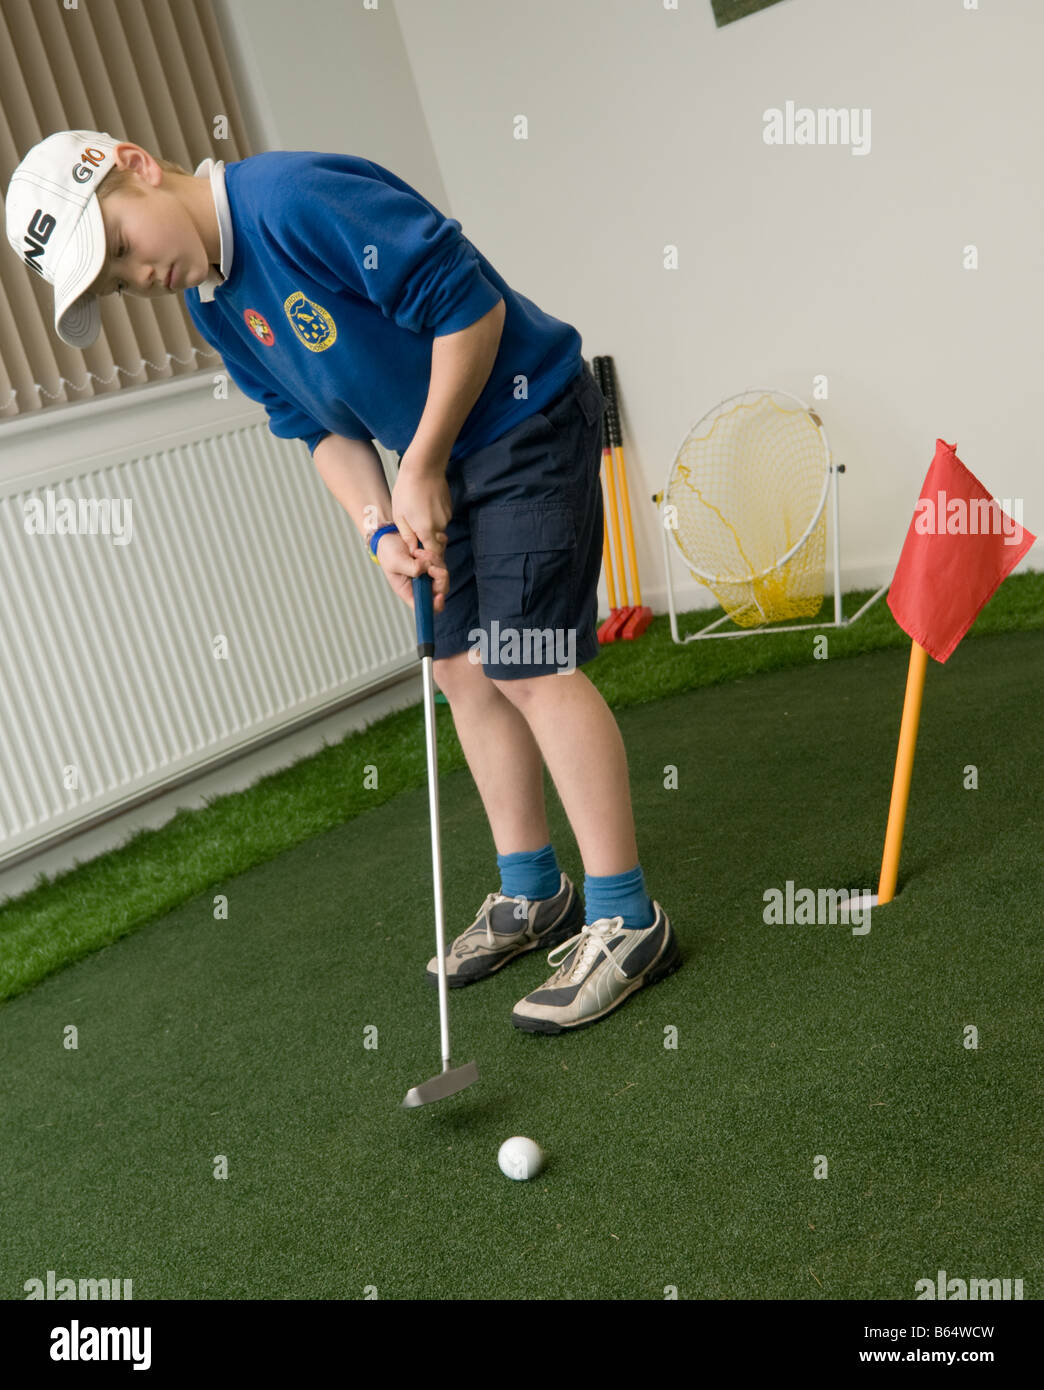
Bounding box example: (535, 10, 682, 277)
(584, 865, 656, 930)
(497, 843, 561, 900)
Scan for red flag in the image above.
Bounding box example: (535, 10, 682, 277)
(887, 440, 1035, 663)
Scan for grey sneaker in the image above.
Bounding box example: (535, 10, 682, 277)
(510, 903, 682, 1034)
(426, 873, 584, 987)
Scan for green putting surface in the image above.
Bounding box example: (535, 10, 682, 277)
(712, 0, 788, 28)
(1, 627, 1039, 1300)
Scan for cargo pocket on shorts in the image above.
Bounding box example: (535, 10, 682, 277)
(473, 503, 576, 626)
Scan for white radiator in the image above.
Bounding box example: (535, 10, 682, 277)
(0, 389, 417, 869)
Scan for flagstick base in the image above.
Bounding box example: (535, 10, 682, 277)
(844, 893, 880, 913)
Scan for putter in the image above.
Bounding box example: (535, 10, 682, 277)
(402, 561, 479, 1108)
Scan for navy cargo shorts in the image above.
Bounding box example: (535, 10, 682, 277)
(434, 359, 606, 679)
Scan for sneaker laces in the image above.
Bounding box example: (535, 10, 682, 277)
(547, 917, 629, 983)
(480, 892, 530, 946)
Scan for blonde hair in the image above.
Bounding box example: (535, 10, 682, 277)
(97, 155, 192, 201)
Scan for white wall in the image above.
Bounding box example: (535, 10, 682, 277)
(215, 0, 450, 226)
(218, 0, 1043, 610)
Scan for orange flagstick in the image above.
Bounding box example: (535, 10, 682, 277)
(872, 437, 1034, 907)
(876, 639, 929, 904)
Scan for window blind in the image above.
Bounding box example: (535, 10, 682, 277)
(0, 0, 254, 419)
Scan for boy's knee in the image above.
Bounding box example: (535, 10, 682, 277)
(433, 650, 488, 701)
(491, 669, 585, 706)
(489, 674, 545, 705)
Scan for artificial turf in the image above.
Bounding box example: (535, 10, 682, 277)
(0, 582, 1040, 1300)
(1, 575, 1041, 1006)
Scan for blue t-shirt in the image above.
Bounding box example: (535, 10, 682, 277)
(185, 151, 583, 460)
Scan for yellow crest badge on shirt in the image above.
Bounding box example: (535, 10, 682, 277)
(284, 290, 337, 352)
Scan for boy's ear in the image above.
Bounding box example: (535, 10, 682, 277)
(113, 141, 147, 173)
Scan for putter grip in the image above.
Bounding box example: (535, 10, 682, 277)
(412, 562, 434, 659)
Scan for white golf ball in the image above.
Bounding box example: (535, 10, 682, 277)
(497, 1136, 545, 1181)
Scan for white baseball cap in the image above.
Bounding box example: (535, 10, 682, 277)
(5, 130, 124, 350)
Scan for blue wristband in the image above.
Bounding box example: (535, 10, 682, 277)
(369, 523, 399, 559)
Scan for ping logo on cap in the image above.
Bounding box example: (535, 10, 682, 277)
(23, 210, 56, 276)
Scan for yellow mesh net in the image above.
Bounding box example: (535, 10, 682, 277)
(666, 391, 830, 627)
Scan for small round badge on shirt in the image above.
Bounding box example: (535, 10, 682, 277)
(243, 308, 275, 346)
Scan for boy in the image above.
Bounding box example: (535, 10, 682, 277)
(5, 130, 681, 1032)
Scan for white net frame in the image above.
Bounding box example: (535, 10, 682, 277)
(655, 389, 889, 642)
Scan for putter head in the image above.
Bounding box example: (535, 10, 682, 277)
(402, 1060, 479, 1108)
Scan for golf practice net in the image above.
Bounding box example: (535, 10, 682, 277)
(664, 390, 831, 627)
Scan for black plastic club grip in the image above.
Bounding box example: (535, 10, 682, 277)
(599, 355, 623, 449)
(593, 357, 610, 452)
(411, 545, 434, 658)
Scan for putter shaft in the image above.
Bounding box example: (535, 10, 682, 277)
(402, 570, 478, 1108)
(420, 653, 451, 1073)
